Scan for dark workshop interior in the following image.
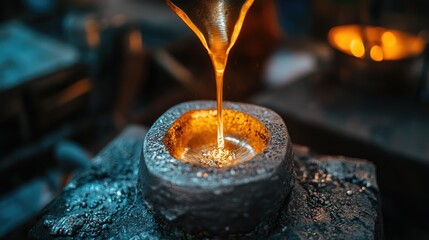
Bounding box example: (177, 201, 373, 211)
(1, 0, 429, 239)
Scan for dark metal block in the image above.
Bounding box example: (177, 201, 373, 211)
(30, 125, 382, 239)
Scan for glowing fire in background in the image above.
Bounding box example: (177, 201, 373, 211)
(328, 25, 425, 61)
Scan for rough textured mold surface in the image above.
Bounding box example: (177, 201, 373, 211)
(30, 126, 382, 239)
(138, 101, 295, 235)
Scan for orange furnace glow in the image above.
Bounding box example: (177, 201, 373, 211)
(328, 25, 425, 61)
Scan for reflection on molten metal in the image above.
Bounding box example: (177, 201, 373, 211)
(163, 109, 269, 168)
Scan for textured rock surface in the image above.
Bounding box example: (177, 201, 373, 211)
(30, 126, 382, 239)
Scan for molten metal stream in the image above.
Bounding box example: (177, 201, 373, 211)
(166, 0, 255, 160)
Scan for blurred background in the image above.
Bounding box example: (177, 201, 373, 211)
(0, 0, 428, 239)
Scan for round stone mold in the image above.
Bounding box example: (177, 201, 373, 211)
(137, 101, 295, 235)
